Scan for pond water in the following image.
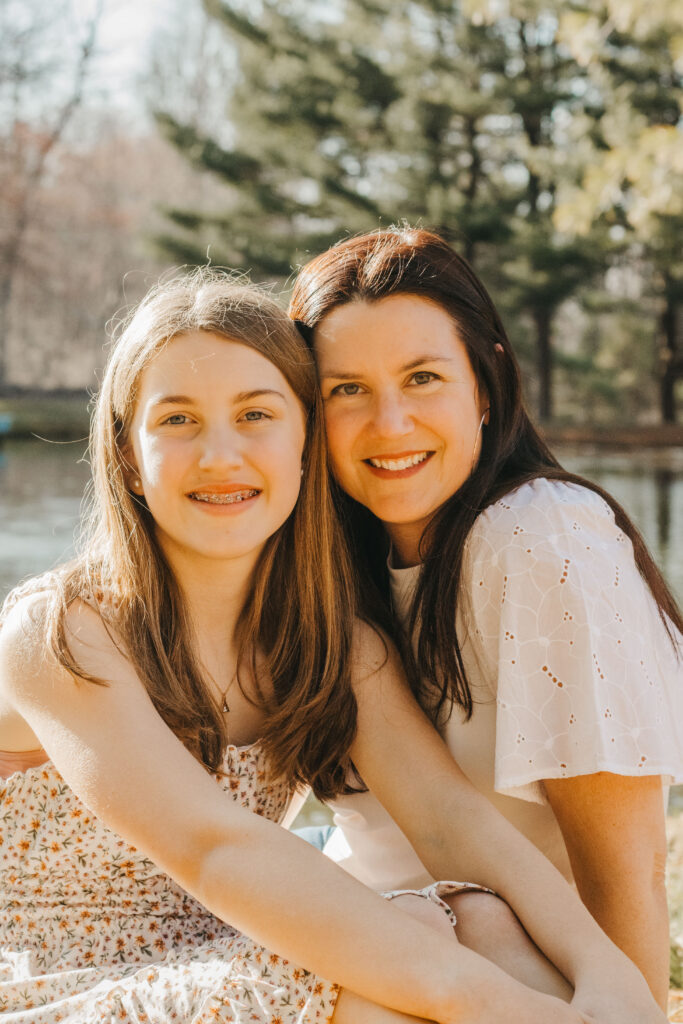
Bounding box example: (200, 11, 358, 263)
(1, 438, 681, 603)
(0, 437, 681, 822)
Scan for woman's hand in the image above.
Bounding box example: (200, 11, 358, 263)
(443, 969, 592, 1024)
(572, 972, 669, 1024)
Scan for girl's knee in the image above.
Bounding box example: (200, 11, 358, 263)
(389, 892, 455, 940)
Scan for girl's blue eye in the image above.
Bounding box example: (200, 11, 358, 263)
(164, 413, 189, 425)
(242, 410, 270, 421)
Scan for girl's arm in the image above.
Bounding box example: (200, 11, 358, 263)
(544, 772, 669, 1008)
(348, 625, 666, 1024)
(0, 596, 586, 1024)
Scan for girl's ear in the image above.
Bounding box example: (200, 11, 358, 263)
(121, 446, 143, 495)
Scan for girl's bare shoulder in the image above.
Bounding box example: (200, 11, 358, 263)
(0, 587, 123, 709)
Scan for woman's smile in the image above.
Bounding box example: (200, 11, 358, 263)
(363, 450, 434, 477)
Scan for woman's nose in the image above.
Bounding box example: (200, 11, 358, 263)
(197, 424, 244, 471)
(370, 392, 413, 438)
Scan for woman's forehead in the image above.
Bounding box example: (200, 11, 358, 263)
(313, 295, 469, 372)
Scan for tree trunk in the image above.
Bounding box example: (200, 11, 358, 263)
(0, 272, 11, 389)
(533, 306, 553, 422)
(659, 281, 678, 424)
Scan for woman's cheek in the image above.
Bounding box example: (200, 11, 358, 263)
(323, 406, 350, 460)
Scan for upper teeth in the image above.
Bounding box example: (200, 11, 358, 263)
(189, 490, 259, 504)
(368, 452, 429, 471)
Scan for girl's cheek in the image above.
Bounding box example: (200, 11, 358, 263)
(137, 437, 171, 486)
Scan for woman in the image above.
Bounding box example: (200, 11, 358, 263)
(290, 227, 683, 1010)
(0, 269, 662, 1023)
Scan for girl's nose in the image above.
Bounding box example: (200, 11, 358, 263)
(197, 425, 244, 471)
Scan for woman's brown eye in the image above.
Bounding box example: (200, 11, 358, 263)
(412, 372, 436, 385)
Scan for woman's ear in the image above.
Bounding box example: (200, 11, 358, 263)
(477, 386, 491, 426)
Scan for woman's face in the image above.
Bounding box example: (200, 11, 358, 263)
(315, 294, 487, 566)
(126, 330, 306, 575)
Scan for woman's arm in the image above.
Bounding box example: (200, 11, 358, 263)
(348, 625, 666, 1024)
(0, 596, 586, 1024)
(545, 772, 669, 1008)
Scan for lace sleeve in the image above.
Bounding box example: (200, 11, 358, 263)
(465, 479, 683, 802)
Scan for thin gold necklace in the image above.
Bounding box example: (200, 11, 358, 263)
(221, 674, 236, 714)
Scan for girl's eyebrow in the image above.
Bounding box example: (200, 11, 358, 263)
(150, 388, 286, 408)
(320, 355, 454, 380)
(151, 394, 196, 407)
(234, 388, 287, 402)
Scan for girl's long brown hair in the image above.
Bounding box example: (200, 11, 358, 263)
(5, 269, 359, 800)
(290, 227, 683, 723)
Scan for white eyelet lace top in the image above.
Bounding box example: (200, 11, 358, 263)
(325, 479, 683, 890)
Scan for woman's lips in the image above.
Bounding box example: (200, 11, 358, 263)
(363, 451, 434, 479)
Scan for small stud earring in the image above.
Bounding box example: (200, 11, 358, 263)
(133, 478, 141, 490)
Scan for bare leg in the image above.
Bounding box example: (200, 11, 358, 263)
(332, 989, 432, 1024)
(332, 895, 453, 1023)
(447, 891, 572, 1000)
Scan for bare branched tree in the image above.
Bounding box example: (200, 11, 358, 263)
(0, 0, 103, 387)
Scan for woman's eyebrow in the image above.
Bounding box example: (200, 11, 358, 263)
(320, 355, 454, 379)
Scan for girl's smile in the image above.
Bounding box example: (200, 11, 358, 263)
(315, 293, 487, 565)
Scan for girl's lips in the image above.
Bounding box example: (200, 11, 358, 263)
(363, 451, 434, 480)
(186, 487, 261, 513)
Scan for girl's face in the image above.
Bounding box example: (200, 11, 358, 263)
(315, 294, 487, 566)
(127, 331, 306, 573)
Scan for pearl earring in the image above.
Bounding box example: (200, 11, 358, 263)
(133, 478, 141, 490)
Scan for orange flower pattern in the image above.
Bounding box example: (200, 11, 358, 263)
(0, 743, 340, 1023)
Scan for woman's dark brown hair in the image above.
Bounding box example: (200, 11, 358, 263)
(290, 227, 683, 722)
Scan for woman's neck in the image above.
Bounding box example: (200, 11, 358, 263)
(386, 520, 428, 568)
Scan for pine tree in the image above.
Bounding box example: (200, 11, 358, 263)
(554, 2, 683, 422)
(153, 1, 620, 419)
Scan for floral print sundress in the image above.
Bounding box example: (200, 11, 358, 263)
(0, 742, 342, 1024)
(0, 741, 470, 1023)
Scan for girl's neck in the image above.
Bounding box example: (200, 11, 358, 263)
(161, 543, 259, 660)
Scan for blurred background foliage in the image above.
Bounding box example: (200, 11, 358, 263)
(0, 0, 681, 425)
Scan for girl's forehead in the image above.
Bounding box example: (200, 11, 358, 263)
(137, 331, 294, 399)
